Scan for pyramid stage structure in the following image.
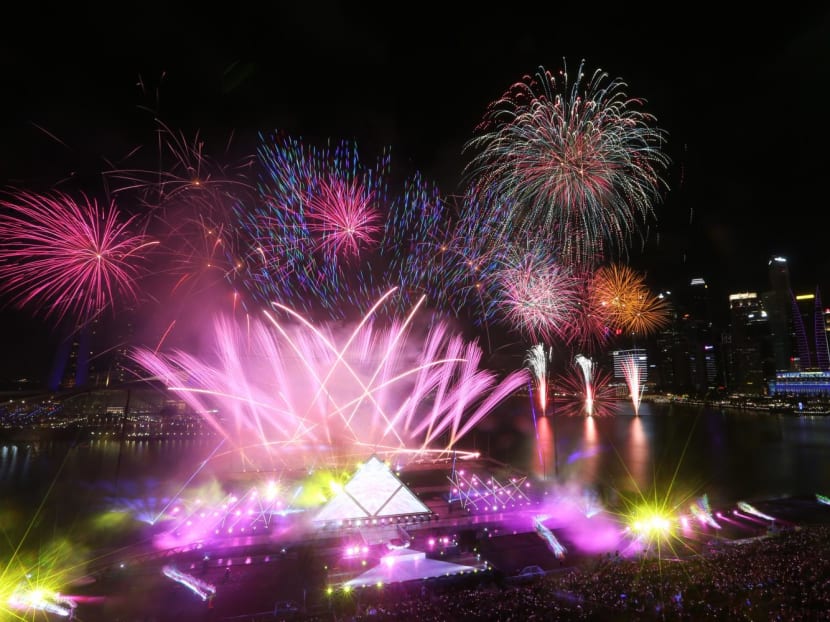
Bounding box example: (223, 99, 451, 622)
(313, 455, 434, 535)
(314, 456, 485, 587)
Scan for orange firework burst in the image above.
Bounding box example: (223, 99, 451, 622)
(590, 263, 670, 337)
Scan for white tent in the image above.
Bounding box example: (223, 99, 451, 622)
(343, 548, 479, 588)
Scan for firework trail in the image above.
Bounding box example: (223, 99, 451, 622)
(534, 515, 567, 559)
(162, 566, 216, 601)
(575, 355, 595, 416)
(104, 120, 257, 301)
(426, 192, 509, 330)
(525, 344, 551, 476)
(464, 59, 670, 270)
(0, 190, 155, 323)
(620, 354, 644, 415)
(235, 133, 460, 320)
(525, 344, 551, 415)
(105, 119, 256, 220)
(133, 288, 528, 466)
(737, 501, 776, 522)
(689, 493, 721, 529)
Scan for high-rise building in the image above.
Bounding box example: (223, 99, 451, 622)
(790, 288, 830, 371)
(684, 277, 720, 391)
(649, 279, 721, 395)
(727, 292, 773, 394)
(651, 292, 687, 393)
(765, 256, 794, 371)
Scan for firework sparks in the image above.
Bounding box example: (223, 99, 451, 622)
(464, 60, 670, 269)
(736, 501, 776, 522)
(162, 566, 216, 601)
(525, 344, 551, 415)
(575, 355, 595, 417)
(487, 243, 581, 342)
(534, 515, 567, 559)
(555, 356, 619, 418)
(306, 176, 383, 259)
(0, 190, 155, 323)
(620, 354, 645, 415)
(236, 134, 455, 319)
(689, 494, 721, 529)
(590, 263, 671, 337)
(133, 289, 528, 466)
(105, 119, 256, 219)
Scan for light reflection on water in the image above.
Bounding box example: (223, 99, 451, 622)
(2, 401, 830, 524)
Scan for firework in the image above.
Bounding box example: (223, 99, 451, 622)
(534, 515, 567, 559)
(104, 120, 259, 304)
(305, 176, 383, 259)
(565, 271, 614, 352)
(575, 355, 596, 416)
(525, 344, 551, 478)
(236, 133, 457, 319)
(525, 344, 551, 415)
(7, 586, 77, 617)
(620, 354, 645, 415)
(589, 263, 671, 338)
(486, 243, 581, 342)
(464, 60, 670, 269)
(105, 119, 256, 219)
(737, 501, 776, 522)
(133, 288, 528, 466)
(424, 194, 508, 329)
(555, 355, 619, 417)
(689, 494, 721, 529)
(162, 566, 216, 601)
(0, 190, 155, 323)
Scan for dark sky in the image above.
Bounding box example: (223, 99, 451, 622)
(2, 4, 830, 384)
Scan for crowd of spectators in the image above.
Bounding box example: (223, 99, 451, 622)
(282, 524, 830, 621)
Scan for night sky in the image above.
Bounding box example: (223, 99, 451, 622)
(1, 4, 830, 384)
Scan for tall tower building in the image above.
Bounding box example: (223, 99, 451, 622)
(790, 287, 830, 371)
(764, 256, 794, 371)
(727, 292, 773, 394)
(685, 277, 720, 391)
(648, 281, 721, 396)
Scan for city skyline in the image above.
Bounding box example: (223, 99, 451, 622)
(2, 6, 830, 385)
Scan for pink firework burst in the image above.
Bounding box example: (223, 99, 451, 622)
(493, 246, 581, 343)
(0, 190, 155, 323)
(133, 288, 529, 467)
(305, 177, 382, 259)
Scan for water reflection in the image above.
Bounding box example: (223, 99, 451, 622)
(625, 415, 647, 489)
(532, 416, 554, 481)
(3, 404, 830, 518)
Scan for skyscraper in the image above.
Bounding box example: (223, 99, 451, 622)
(727, 292, 772, 394)
(790, 288, 830, 371)
(765, 256, 794, 372)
